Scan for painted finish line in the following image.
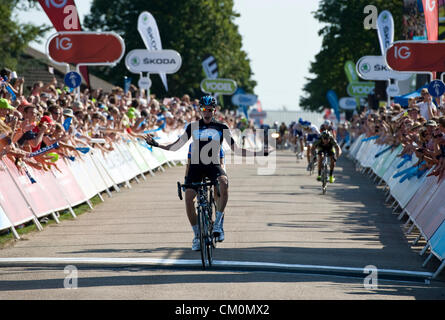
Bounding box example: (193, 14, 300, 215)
(0, 257, 434, 282)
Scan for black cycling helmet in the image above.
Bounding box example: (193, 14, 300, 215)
(320, 131, 331, 140)
(199, 95, 216, 107)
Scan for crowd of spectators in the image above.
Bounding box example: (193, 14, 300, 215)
(402, 0, 426, 40)
(0, 67, 249, 175)
(349, 88, 445, 182)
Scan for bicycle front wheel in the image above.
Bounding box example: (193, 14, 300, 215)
(322, 159, 328, 194)
(198, 207, 209, 269)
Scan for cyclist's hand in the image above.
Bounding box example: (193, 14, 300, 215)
(144, 134, 159, 147)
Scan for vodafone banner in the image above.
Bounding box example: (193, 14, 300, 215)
(376, 10, 394, 57)
(37, 0, 90, 86)
(422, 0, 439, 41)
(47, 32, 125, 66)
(138, 11, 168, 91)
(356, 55, 412, 81)
(385, 41, 445, 72)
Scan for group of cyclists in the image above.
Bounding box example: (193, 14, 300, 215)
(144, 95, 341, 251)
(285, 118, 341, 183)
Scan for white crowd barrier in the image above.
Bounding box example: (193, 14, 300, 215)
(0, 129, 260, 243)
(0, 129, 188, 240)
(346, 135, 445, 279)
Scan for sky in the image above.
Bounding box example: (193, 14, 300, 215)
(16, 0, 323, 111)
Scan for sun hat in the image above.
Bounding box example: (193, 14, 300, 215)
(63, 108, 74, 117)
(0, 98, 14, 110)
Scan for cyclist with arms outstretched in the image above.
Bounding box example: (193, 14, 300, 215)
(145, 95, 270, 251)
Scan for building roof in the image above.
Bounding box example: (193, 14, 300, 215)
(23, 46, 116, 92)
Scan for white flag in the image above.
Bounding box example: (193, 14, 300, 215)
(137, 11, 168, 91)
(202, 55, 218, 79)
(376, 10, 394, 57)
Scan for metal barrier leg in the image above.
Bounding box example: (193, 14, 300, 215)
(423, 253, 433, 267)
(432, 261, 445, 279)
(420, 244, 430, 256)
(397, 209, 406, 221)
(412, 234, 422, 245)
(406, 223, 415, 235)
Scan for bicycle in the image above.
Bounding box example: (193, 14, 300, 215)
(319, 151, 330, 195)
(307, 154, 317, 176)
(177, 178, 220, 269)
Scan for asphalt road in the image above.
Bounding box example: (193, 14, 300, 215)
(0, 151, 444, 300)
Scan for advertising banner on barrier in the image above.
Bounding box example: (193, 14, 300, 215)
(0, 205, 12, 231)
(414, 180, 445, 240)
(52, 159, 87, 207)
(0, 163, 35, 225)
(126, 140, 151, 173)
(67, 158, 100, 199)
(3, 158, 58, 217)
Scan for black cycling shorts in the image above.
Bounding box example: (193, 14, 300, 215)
(185, 164, 227, 189)
(317, 147, 336, 159)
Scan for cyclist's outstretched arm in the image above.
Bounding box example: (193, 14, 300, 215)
(145, 126, 191, 151)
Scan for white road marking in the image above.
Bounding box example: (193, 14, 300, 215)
(0, 257, 434, 280)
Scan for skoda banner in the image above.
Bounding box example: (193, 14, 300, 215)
(201, 78, 237, 95)
(138, 11, 168, 91)
(376, 10, 394, 57)
(125, 49, 182, 74)
(347, 82, 375, 97)
(356, 55, 412, 81)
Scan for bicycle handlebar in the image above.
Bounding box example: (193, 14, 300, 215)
(177, 179, 220, 200)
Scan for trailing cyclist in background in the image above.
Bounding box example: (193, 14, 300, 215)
(312, 131, 342, 183)
(301, 119, 320, 170)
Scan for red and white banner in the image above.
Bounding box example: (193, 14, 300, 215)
(37, 0, 90, 86)
(47, 32, 125, 66)
(385, 41, 445, 72)
(0, 161, 34, 225)
(422, 0, 439, 41)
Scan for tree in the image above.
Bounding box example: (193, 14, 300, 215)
(0, 0, 49, 70)
(300, 0, 403, 112)
(84, 0, 256, 105)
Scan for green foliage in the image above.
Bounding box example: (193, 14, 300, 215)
(84, 0, 256, 104)
(300, 0, 403, 112)
(0, 0, 50, 70)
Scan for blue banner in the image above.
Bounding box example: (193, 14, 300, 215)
(326, 90, 340, 122)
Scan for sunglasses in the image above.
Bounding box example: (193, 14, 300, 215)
(200, 107, 214, 112)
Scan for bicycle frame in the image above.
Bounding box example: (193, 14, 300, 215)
(320, 151, 329, 194)
(177, 179, 219, 269)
